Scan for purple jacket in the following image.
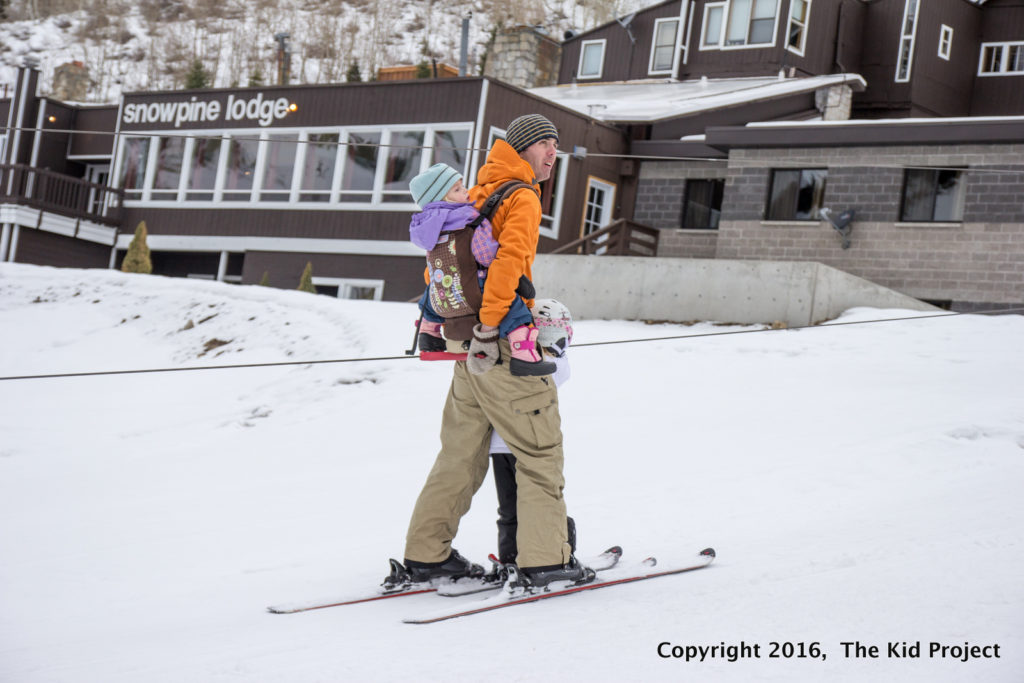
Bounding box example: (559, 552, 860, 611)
(409, 201, 498, 266)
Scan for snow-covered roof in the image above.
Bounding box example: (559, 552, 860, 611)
(529, 74, 867, 124)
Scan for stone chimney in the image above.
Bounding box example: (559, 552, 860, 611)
(52, 61, 90, 102)
(815, 84, 853, 121)
(483, 26, 561, 89)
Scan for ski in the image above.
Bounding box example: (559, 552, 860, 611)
(403, 547, 715, 624)
(437, 546, 623, 597)
(267, 559, 484, 614)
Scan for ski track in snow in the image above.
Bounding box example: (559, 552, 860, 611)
(1, 262, 1023, 682)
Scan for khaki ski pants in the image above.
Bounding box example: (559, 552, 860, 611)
(404, 341, 572, 569)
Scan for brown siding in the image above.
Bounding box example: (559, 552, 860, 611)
(971, 1, 1024, 115)
(14, 228, 111, 268)
(241, 250, 427, 302)
(855, 0, 915, 114)
(559, 0, 681, 82)
(70, 107, 118, 158)
(908, 0, 979, 116)
(120, 206, 411, 242)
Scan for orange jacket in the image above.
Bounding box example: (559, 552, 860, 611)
(469, 140, 542, 328)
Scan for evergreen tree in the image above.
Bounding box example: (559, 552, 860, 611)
(184, 59, 211, 89)
(346, 60, 363, 83)
(121, 221, 153, 274)
(297, 262, 317, 293)
(248, 68, 264, 87)
(415, 60, 431, 79)
(259, 271, 271, 286)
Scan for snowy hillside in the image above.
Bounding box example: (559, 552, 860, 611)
(1, 261, 1023, 682)
(0, 0, 652, 103)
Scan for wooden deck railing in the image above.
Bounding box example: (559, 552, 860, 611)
(0, 164, 123, 226)
(549, 218, 659, 256)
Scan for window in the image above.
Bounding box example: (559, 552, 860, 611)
(979, 42, 1024, 75)
(151, 135, 185, 200)
(938, 25, 953, 61)
(222, 135, 259, 201)
(118, 136, 150, 199)
(701, 3, 725, 48)
(259, 134, 298, 201)
(380, 130, 425, 203)
(340, 131, 380, 203)
(578, 40, 606, 79)
(312, 277, 384, 300)
(682, 179, 725, 229)
(116, 123, 469, 208)
(649, 18, 680, 74)
(299, 133, 339, 202)
(186, 137, 221, 201)
(767, 169, 827, 220)
(786, 0, 811, 56)
(895, 0, 918, 82)
(900, 169, 966, 222)
(702, 0, 778, 49)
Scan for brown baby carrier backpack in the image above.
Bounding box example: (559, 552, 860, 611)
(424, 180, 530, 341)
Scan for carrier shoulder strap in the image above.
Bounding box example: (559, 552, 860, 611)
(465, 180, 533, 229)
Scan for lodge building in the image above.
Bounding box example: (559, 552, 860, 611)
(2, 0, 1023, 311)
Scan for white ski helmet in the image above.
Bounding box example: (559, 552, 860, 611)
(530, 299, 573, 356)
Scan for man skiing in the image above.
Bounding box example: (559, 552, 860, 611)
(391, 114, 593, 588)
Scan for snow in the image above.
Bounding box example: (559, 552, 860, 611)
(529, 74, 867, 123)
(1, 261, 1023, 682)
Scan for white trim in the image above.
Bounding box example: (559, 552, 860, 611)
(938, 24, 953, 61)
(0, 203, 118, 245)
(582, 176, 617, 235)
(682, 1, 696, 66)
(0, 223, 11, 261)
(577, 39, 606, 80)
(539, 151, 569, 241)
(113, 233, 425, 256)
(5, 68, 33, 195)
(26, 99, 47, 198)
(470, 79, 488, 185)
(701, 0, 781, 51)
(649, 17, 682, 76)
(894, 0, 919, 83)
(67, 154, 114, 161)
(785, 0, 811, 57)
(312, 276, 385, 301)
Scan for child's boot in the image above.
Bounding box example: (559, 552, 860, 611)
(507, 325, 556, 376)
(418, 320, 447, 353)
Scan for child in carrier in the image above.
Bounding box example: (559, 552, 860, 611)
(489, 299, 575, 564)
(408, 163, 553, 376)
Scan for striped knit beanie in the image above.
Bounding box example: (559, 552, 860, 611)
(505, 114, 559, 153)
(409, 163, 462, 208)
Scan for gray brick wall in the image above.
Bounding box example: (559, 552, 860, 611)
(636, 160, 727, 258)
(709, 144, 1024, 308)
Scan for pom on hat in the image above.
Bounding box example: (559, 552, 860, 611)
(409, 163, 462, 208)
(505, 114, 559, 153)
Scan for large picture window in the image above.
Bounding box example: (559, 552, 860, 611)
(300, 133, 339, 202)
(186, 137, 221, 201)
(115, 123, 472, 208)
(900, 169, 966, 222)
(682, 179, 725, 229)
(381, 130, 425, 203)
(151, 136, 184, 200)
(767, 169, 827, 220)
(223, 135, 259, 201)
(118, 136, 150, 199)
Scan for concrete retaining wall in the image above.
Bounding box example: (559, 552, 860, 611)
(531, 255, 937, 326)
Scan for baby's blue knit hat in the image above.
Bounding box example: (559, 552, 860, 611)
(409, 163, 462, 208)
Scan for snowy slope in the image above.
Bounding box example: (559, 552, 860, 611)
(0, 261, 1022, 682)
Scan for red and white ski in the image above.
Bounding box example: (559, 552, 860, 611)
(436, 546, 623, 597)
(403, 547, 715, 624)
